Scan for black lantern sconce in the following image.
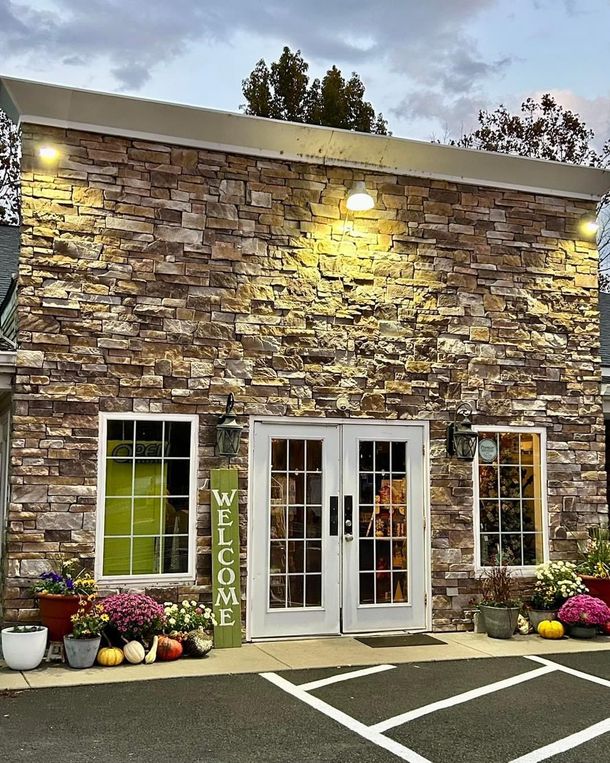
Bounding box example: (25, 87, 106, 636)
(446, 402, 479, 461)
(215, 393, 243, 458)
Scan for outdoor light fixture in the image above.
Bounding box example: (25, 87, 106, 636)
(215, 393, 243, 457)
(580, 215, 599, 238)
(38, 145, 59, 161)
(446, 402, 479, 461)
(346, 181, 374, 212)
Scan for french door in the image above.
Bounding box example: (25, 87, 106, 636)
(248, 420, 427, 639)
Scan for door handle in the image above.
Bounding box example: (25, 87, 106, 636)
(344, 495, 354, 541)
(329, 496, 338, 536)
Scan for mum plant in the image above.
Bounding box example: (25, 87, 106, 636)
(102, 593, 165, 643)
(558, 594, 610, 627)
(531, 561, 586, 610)
(163, 600, 217, 639)
(32, 558, 97, 597)
(70, 596, 109, 639)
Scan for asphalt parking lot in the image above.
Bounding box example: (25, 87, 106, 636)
(1, 651, 609, 762)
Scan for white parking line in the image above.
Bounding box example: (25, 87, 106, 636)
(525, 654, 610, 689)
(370, 665, 556, 733)
(299, 664, 396, 692)
(509, 717, 610, 763)
(261, 671, 432, 763)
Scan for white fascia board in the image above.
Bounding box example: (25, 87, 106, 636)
(2, 75, 610, 201)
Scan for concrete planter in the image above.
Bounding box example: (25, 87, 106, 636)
(1, 626, 48, 670)
(529, 609, 557, 632)
(63, 635, 101, 669)
(479, 605, 520, 639)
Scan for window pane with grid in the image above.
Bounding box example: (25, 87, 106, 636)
(478, 431, 544, 566)
(102, 419, 192, 576)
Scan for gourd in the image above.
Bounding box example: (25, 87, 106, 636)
(145, 636, 158, 664)
(97, 646, 125, 666)
(157, 635, 183, 661)
(123, 640, 145, 664)
(184, 628, 213, 659)
(537, 620, 564, 639)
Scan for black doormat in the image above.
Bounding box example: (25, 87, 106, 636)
(355, 634, 445, 648)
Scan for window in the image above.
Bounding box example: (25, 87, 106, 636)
(98, 415, 197, 579)
(476, 430, 546, 567)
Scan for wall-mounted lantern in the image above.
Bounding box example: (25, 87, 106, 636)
(38, 145, 59, 161)
(580, 214, 599, 238)
(446, 402, 478, 461)
(346, 181, 374, 212)
(215, 393, 243, 457)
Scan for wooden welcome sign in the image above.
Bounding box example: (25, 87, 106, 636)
(210, 469, 242, 648)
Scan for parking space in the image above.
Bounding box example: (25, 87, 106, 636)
(1, 651, 609, 762)
(264, 652, 610, 763)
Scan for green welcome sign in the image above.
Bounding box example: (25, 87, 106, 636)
(211, 469, 242, 648)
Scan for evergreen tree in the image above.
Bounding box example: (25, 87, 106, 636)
(242, 47, 388, 135)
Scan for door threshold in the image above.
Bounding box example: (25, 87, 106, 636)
(249, 628, 429, 643)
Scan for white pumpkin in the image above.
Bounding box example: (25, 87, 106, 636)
(123, 640, 146, 664)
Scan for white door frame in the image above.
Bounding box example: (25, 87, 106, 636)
(246, 417, 432, 640)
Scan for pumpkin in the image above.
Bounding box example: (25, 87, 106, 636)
(156, 635, 183, 661)
(601, 621, 610, 636)
(123, 640, 145, 664)
(144, 635, 158, 664)
(97, 646, 125, 666)
(537, 620, 564, 639)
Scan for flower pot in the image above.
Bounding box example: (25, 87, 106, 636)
(479, 605, 520, 639)
(529, 610, 557, 632)
(580, 576, 610, 608)
(63, 635, 101, 669)
(566, 623, 597, 639)
(1, 626, 48, 671)
(38, 594, 81, 641)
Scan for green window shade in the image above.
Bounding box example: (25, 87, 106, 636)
(102, 419, 192, 577)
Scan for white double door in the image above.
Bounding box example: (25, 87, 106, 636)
(248, 421, 427, 639)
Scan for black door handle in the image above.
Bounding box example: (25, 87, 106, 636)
(329, 496, 338, 536)
(344, 495, 353, 538)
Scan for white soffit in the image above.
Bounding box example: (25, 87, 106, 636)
(1, 75, 610, 201)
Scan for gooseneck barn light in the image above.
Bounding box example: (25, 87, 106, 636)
(446, 402, 479, 461)
(215, 393, 243, 458)
(346, 181, 374, 212)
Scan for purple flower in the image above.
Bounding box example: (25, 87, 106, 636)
(558, 595, 610, 626)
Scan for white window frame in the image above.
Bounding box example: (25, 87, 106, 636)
(473, 425, 549, 575)
(95, 412, 198, 585)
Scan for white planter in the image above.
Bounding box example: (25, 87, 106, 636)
(1, 626, 48, 671)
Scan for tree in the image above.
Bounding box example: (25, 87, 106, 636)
(454, 94, 610, 290)
(242, 47, 388, 135)
(454, 93, 609, 167)
(0, 109, 19, 226)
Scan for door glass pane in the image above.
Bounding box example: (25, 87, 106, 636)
(268, 439, 324, 609)
(358, 440, 408, 605)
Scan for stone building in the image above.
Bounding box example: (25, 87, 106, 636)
(0, 77, 609, 636)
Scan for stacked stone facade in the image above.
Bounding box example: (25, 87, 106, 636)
(2, 123, 607, 630)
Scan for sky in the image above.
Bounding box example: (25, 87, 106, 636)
(1, 0, 610, 145)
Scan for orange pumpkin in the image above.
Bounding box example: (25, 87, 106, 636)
(97, 646, 125, 666)
(157, 636, 183, 661)
(537, 620, 564, 639)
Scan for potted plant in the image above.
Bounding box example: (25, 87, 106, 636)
(558, 594, 610, 638)
(479, 562, 520, 639)
(102, 592, 165, 652)
(163, 599, 217, 658)
(1, 625, 48, 671)
(528, 560, 586, 631)
(578, 526, 610, 606)
(32, 558, 97, 641)
(63, 597, 109, 669)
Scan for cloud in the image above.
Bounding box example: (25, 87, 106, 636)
(0, 0, 504, 96)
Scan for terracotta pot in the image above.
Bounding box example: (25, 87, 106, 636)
(580, 576, 610, 608)
(38, 594, 81, 641)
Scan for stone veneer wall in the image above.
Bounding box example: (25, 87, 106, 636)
(3, 124, 607, 630)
